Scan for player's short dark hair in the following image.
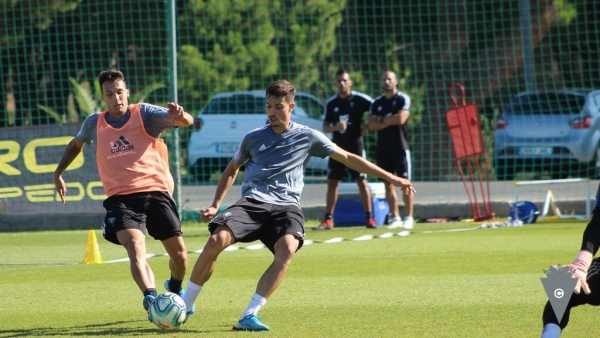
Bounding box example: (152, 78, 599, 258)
(98, 70, 127, 92)
(266, 80, 296, 103)
(335, 68, 350, 77)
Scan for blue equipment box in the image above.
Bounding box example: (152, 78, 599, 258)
(333, 197, 390, 227)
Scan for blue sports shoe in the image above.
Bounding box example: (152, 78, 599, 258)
(164, 279, 184, 296)
(182, 307, 195, 324)
(236, 314, 270, 331)
(164, 280, 196, 323)
(142, 294, 155, 313)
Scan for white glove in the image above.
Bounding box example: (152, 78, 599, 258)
(570, 250, 593, 294)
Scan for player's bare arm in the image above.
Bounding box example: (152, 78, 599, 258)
(329, 146, 415, 196)
(167, 102, 193, 127)
(53, 138, 85, 204)
(201, 158, 243, 221)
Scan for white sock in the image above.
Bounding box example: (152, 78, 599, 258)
(541, 323, 561, 338)
(240, 293, 267, 320)
(404, 216, 414, 221)
(182, 281, 202, 311)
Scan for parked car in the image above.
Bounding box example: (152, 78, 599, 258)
(494, 89, 600, 180)
(187, 90, 330, 182)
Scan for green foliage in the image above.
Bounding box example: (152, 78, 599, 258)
(1, 0, 596, 179)
(555, 0, 578, 25)
(0, 0, 82, 35)
(480, 107, 500, 179)
(177, 0, 278, 109)
(281, 1, 346, 89)
(37, 78, 166, 123)
(69, 78, 102, 117)
(178, 0, 346, 112)
(36, 103, 65, 124)
(0, 0, 82, 53)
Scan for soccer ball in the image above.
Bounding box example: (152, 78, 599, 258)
(148, 292, 187, 330)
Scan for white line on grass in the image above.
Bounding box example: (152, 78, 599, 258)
(104, 229, 422, 263)
(5, 226, 492, 265)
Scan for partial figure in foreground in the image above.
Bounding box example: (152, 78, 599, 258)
(541, 186, 600, 338)
(180, 79, 415, 331)
(53, 70, 195, 322)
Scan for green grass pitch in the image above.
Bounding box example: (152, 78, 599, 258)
(0, 220, 597, 337)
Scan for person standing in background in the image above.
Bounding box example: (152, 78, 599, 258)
(314, 68, 376, 230)
(368, 70, 414, 230)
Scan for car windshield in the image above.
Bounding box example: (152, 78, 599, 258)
(505, 92, 585, 115)
(202, 96, 265, 115)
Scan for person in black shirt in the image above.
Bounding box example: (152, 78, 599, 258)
(541, 188, 600, 338)
(314, 68, 376, 230)
(367, 70, 414, 230)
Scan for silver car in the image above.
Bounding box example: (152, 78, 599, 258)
(494, 89, 600, 180)
(187, 90, 329, 182)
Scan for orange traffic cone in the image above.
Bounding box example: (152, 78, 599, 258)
(81, 230, 106, 264)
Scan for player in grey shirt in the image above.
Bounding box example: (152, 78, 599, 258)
(236, 122, 334, 207)
(180, 80, 416, 331)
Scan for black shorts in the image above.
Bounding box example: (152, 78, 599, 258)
(328, 158, 367, 181)
(102, 191, 182, 245)
(376, 149, 411, 179)
(328, 146, 367, 181)
(208, 197, 305, 253)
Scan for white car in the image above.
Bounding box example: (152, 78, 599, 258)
(187, 90, 330, 182)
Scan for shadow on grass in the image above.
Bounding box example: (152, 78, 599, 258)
(0, 319, 235, 337)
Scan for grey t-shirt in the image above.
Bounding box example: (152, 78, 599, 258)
(76, 103, 176, 144)
(234, 122, 336, 207)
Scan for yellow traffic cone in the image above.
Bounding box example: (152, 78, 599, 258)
(81, 230, 106, 264)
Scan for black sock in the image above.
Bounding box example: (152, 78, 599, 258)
(144, 288, 157, 297)
(324, 213, 333, 220)
(169, 277, 183, 293)
(365, 212, 372, 220)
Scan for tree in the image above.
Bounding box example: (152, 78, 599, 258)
(337, 0, 560, 180)
(1, 0, 171, 127)
(176, 0, 346, 113)
(0, 0, 83, 126)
